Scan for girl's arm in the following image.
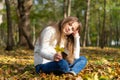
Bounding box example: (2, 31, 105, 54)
(34, 27, 56, 60)
(73, 31, 80, 59)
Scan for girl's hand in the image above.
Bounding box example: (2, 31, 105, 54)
(54, 53, 63, 61)
(72, 30, 79, 37)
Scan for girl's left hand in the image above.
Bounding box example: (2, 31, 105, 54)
(72, 30, 79, 37)
(54, 53, 63, 61)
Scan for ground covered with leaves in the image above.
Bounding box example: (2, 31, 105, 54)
(0, 47, 120, 80)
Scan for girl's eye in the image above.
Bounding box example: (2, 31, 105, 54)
(68, 23, 72, 26)
(68, 21, 74, 26)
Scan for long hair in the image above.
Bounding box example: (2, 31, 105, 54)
(58, 16, 82, 64)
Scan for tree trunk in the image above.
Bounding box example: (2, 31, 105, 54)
(100, 0, 106, 49)
(67, 0, 71, 17)
(0, 0, 4, 46)
(116, 22, 119, 46)
(83, 0, 90, 47)
(63, 0, 71, 18)
(17, 0, 34, 49)
(0, 1, 3, 24)
(63, 0, 67, 18)
(96, 10, 101, 46)
(32, 19, 36, 45)
(87, 27, 91, 45)
(5, 0, 14, 51)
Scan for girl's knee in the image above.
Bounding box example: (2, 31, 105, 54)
(79, 56, 87, 64)
(58, 59, 69, 72)
(58, 59, 68, 67)
(80, 56, 87, 60)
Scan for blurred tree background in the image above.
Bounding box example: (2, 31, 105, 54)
(0, 0, 120, 79)
(0, 0, 120, 49)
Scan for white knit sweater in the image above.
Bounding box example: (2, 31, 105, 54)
(34, 26, 80, 66)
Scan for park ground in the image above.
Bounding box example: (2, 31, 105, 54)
(0, 47, 120, 80)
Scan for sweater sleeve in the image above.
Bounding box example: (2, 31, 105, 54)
(74, 36, 80, 59)
(35, 27, 56, 60)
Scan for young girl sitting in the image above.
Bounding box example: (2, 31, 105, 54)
(34, 16, 87, 76)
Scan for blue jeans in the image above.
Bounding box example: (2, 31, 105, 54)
(35, 56, 87, 75)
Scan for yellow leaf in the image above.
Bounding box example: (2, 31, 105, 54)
(94, 73, 99, 80)
(107, 67, 112, 73)
(100, 75, 109, 80)
(55, 45, 64, 52)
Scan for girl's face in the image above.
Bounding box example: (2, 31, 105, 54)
(63, 21, 79, 35)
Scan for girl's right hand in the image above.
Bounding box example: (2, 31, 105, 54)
(54, 53, 63, 61)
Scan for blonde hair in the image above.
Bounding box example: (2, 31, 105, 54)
(56, 16, 82, 64)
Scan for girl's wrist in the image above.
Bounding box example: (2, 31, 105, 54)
(74, 33, 80, 38)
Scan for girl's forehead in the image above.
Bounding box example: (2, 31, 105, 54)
(70, 21, 79, 26)
(68, 20, 78, 24)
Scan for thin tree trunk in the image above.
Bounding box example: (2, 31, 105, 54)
(32, 25, 35, 45)
(63, 0, 67, 18)
(100, 0, 106, 49)
(109, 10, 113, 47)
(116, 22, 119, 46)
(5, 0, 14, 50)
(97, 10, 101, 46)
(0, 1, 4, 46)
(83, 0, 90, 47)
(87, 27, 91, 45)
(67, 0, 71, 17)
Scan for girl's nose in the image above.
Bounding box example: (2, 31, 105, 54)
(68, 27, 71, 31)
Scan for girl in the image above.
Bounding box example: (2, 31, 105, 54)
(34, 16, 87, 75)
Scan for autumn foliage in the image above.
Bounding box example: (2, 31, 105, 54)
(0, 47, 119, 80)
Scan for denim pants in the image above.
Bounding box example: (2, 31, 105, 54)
(35, 56, 87, 75)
